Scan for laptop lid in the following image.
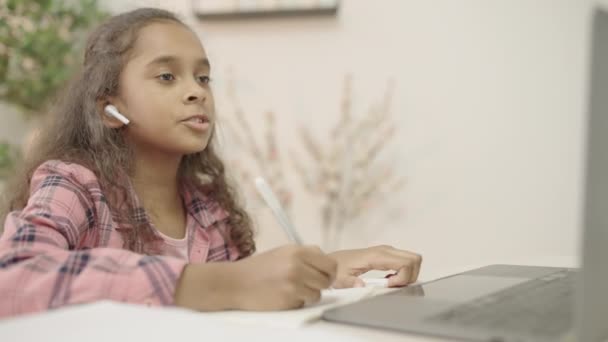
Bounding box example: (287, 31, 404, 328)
(575, 7, 608, 342)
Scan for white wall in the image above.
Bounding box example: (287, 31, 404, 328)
(4, 0, 595, 278)
(182, 0, 591, 276)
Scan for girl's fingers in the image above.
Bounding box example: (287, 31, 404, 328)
(386, 265, 414, 287)
(296, 283, 322, 306)
(383, 248, 423, 282)
(367, 247, 422, 283)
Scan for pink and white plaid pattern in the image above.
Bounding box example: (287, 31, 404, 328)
(0, 160, 240, 318)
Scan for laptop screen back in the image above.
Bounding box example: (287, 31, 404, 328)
(577, 8, 608, 342)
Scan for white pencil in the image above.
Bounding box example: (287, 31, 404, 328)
(255, 177, 303, 245)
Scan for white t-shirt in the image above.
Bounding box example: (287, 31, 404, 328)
(157, 227, 189, 261)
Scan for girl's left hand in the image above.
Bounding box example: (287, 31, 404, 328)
(328, 245, 422, 288)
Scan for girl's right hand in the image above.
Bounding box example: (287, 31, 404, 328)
(231, 245, 337, 310)
(174, 245, 337, 311)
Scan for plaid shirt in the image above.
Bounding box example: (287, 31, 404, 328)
(0, 160, 240, 318)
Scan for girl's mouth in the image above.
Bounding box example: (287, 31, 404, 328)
(181, 115, 210, 132)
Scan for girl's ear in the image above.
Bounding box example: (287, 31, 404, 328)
(97, 98, 127, 128)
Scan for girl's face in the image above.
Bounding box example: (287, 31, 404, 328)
(111, 21, 215, 156)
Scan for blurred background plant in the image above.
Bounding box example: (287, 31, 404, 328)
(0, 141, 17, 180)
(221, 73, 293, 215)
(291, 76, 405, 250)
(222, 73, 405, 250)
(0, 0, 107, 178)
(0, 0, 108, 115)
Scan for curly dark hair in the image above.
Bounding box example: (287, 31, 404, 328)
(0, 8, 255, 258)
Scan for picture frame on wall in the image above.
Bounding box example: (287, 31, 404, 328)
(193, 0, 340, 20)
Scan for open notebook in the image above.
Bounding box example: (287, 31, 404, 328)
(197, 286, 400, 328)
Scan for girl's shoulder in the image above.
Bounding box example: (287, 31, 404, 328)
(31, 159, 101, 190)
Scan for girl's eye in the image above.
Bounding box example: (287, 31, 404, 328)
(198, 76, 211, 84)
(158, 73, 175, 81)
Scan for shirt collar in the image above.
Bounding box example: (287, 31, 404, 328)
(180, 180, 229, 229)
(119, 177, 229, 231)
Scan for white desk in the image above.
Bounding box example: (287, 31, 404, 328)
(0, 256, 577, 342)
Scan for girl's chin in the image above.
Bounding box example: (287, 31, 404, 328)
(180, 142, 209, 155)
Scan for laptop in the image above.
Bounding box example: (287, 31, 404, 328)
(322, 8, 608, 342)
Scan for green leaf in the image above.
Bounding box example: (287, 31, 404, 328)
(1, 0, 107, 115)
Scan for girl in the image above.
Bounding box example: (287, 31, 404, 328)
(0, 8, 422, 318)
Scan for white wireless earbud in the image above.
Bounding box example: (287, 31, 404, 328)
(104, 104, 130, 125)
